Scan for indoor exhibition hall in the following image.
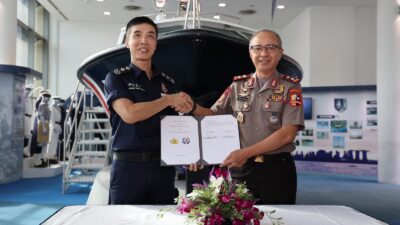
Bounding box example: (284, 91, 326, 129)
(0, 0, 400, 225)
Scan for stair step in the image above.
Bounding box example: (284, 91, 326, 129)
(84, 118, 109, 123)
(80, 129, 111, 133)
(75, 151, 108, 157)
(85, 107, 107, 114)
(77, 139, 109, 145)
(64, 176, 95, 183)
(71, 163, 105, 170)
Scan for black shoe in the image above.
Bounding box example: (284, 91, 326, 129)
(34, 159, 48, 168)
(49, 159, 58, 165)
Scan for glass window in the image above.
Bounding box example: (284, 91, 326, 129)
(17, 0, 30, 25)
(16, 0, 49, 88)
(34, 39, 43, 72)
(34, 4, 44, 36)
(16, 26, 29, 67)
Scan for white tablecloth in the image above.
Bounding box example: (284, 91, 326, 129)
(41, 205, 387, 225)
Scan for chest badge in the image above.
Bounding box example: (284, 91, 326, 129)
(237, 87, 250, 101)
(243, 102, 249, 110)
(237, 111, 244, 124)
(269, 113, 279, 125)
(274, 84, 284, 94)
(264, 101, 271, 110)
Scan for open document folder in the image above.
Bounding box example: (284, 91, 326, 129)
(161, 115, 240, 165)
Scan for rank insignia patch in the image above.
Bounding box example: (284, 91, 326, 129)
(288, 89, 303, 107)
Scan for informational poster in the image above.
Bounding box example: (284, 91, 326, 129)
(294, 88, 378, 176)
(161, 115, 240, 165)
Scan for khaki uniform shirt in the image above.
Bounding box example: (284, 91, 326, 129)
(211, 72, 305, 154)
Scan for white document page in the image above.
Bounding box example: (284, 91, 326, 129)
(200, 115, 240, 164)
(161, 116, 200, 165)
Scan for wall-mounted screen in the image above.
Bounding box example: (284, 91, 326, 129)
(303, 97, 312, 120)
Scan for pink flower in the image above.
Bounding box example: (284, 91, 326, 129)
(241, 200, 254, 209)
(232, 219, 245, 225)
(242, 210, 255, 222)
(253, 219, 260, 225)
(178, 199, 192, 214)
(213, 167, 228, 178)
(221, 194, 231, 203)
(235, 199, 243, 209)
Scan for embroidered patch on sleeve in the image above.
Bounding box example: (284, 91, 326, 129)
(288, 89, 303, 107)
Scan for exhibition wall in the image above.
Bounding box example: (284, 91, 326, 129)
(295, 86, 377, 176)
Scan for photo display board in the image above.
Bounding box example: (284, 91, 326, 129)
(294, 86, 377, 176)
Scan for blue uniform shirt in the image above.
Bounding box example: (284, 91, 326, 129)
(104, 63, 178, 152)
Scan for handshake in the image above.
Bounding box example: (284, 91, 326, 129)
(165, 92, 195, 114)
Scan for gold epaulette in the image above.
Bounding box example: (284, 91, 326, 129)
(280, 74, 300, 83)
(233, 74, 251, 82)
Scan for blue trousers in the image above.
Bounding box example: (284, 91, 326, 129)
(109, 160, 176, 204)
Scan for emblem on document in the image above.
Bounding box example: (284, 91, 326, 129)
(182, 137, 190, 144)
(170, 137, 179, 144)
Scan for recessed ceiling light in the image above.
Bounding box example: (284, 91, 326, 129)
(218, 3, 226, 7)
(97, 0, 104, 2)
(104, 11, 111, 15)
(213, 15, 220, 19)
(277, 5, 285, 9)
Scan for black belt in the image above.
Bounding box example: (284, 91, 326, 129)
(252, 152, 293, 163)
(113, 151, 160, 162)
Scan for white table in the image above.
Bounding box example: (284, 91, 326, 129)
(42, 205, 387, 225)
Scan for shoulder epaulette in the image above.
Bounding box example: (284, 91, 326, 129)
(280, 74, 300, 83)
(233, 74, 251, 82)
(161, 73, 175, 84)
(112, 66, 131, 75)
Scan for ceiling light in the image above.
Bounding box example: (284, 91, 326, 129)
(103, 11, 111, 15)
(218, 3, 226, 7)
(213, 15, 220, 20)
(277, 5, 285, 9)
(97, 0, 104, 2)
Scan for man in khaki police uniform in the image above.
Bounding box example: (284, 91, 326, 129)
(192, 29, 304, 204)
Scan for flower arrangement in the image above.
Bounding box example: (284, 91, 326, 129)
(174, 167, 282, 225)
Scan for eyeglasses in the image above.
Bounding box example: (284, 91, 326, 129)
(250, 44, 281, 54)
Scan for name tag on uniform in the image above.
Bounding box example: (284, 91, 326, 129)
(128, 83, 145, 92)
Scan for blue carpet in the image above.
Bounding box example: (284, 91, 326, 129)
(0, 175, 89, 205)
(0, 175, 90, 225)
(1, 172, 400, 225)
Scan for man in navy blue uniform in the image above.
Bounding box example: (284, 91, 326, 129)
(104, 16, 194, 204)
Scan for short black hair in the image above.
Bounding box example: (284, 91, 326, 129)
(125, 16, 158, 39)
